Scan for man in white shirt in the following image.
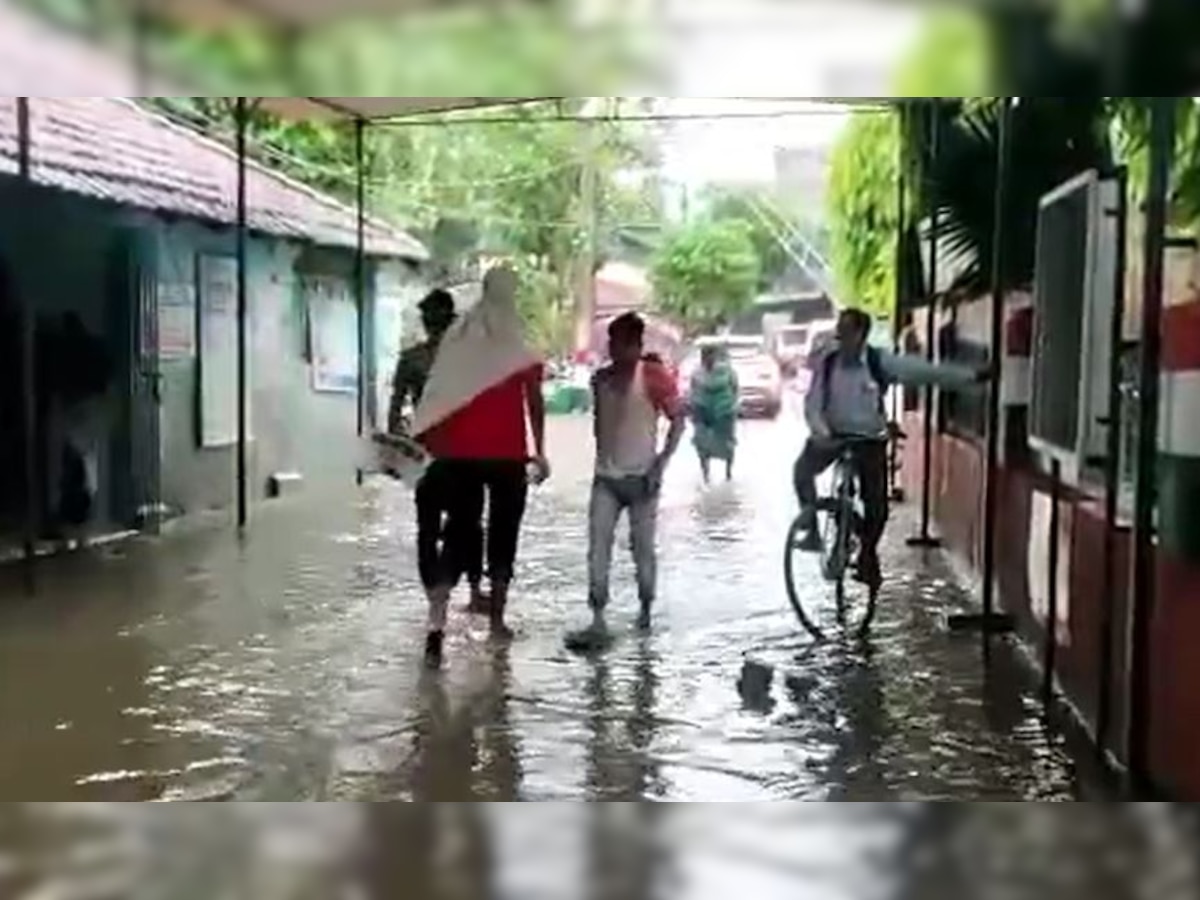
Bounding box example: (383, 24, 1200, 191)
(796, 308, 984, 590)
(568, 313, 686, 650)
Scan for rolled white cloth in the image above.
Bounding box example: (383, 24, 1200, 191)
(411, 265, 542, 437)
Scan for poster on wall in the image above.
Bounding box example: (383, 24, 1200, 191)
(197, 254, 243, 447)
(158, 282, 195, 360)
(305, 275, 359, 394)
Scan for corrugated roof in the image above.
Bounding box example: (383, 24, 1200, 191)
(0, 97, 428, 260)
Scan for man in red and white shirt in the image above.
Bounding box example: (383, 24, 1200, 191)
(568, 313, 685, 650)
(412, 266, 548, 669)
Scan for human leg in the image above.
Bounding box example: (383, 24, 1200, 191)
(627, 490, 660, 629)
(464, 485, 489, 613)
(586, 479, 623, 621)
(482, 460, 529, 637)
(415, 469, 445, 593)
(852, 442, 890, 590)
(793, 440, 839, 545)
(426, 462, 486, 667)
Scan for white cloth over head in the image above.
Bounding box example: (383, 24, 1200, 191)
(412, 264, 542, 437)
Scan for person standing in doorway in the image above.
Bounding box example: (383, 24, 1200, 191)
(389, 290, 488, 611)
(413, 266, 548, 669)
(568, 313, 686, 651)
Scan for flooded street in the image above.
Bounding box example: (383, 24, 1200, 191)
(0, 412, 1101, 801)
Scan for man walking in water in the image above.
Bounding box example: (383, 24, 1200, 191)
(389, 290, 488, 611)
(413, 266, 548, 669)
(568, 313, 685, 651)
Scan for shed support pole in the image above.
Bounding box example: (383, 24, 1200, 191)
(890, 103, 907, 504)
(235, 97, 250, 531)
(1127, 97, 1174, 792)
(908, 101, 941, 549)
(17, 97, 37, 589)
(970, 96, 1017, 642)
(355, 118, 368, 486)
(1097, 165, 1129, 760)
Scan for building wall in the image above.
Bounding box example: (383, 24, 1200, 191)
(150, 224, 423, 519)
(903, 293, 1200, 800)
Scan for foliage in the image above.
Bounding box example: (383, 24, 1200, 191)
(1111, 99, 1200, 233)
(15, 0, 662, 355)
(826, 111, 901, 317)
(893, 10, 991, 97)
(650, 220, 761, 333)
(698, 186, 799, 292)
(926, 97, 1111, 294)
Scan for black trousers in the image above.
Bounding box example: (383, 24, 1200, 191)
(417, 459, 528, 590)
(793, 439, 890, 560)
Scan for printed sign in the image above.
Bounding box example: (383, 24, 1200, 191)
(197, 255, 243, 447)
(158, 282, 195, 360)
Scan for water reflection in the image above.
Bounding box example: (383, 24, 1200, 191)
(2, 804, 1200, 899)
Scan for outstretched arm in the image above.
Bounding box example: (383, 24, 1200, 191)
(881, 350, 983, 391)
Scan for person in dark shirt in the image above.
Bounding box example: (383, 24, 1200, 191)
(389, 290, 488, 612)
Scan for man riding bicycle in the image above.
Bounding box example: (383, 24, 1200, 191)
(794, 309, 985, 591)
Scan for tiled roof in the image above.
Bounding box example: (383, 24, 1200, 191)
(0, 7, 427, 259)
(0, 97, 427, 260)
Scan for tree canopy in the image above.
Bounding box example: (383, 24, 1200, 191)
(16, 0, 663, 354)
(650, 220, 761, 334)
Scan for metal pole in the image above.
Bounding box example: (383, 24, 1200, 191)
(1097, 166, 1130, 760)
(17, 97, 38, 588)
(979, 97, 1017, 638)
(354, 117, 367, 486)
(1044, 458, 1062, 712)
(132, 2, 151, 96)
(1126, 97, 1175, 790)
(890, 102, 907, 503)
(235, 97, 250, 530)
(909, 101, 941, 548)
(575, 99, 602, 352)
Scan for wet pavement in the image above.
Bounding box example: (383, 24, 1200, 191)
(0, 413, 1101, 801)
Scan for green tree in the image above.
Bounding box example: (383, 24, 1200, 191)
(699, 186, 799, 293)
(826, 111, 901, 317)
(16, 0, 662, 354)
(650, 220, 761, 334)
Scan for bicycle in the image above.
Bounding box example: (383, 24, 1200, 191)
(784, 437, 883, 641)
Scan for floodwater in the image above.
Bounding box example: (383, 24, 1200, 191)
(0, 413, 1097, 803)
(4, 412, 1200, 898)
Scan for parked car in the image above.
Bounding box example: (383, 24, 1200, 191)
(772, 324, 812, 376)
(684, 335, 783, 419)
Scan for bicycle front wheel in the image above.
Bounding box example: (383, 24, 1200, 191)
(784, 515, 827, 641)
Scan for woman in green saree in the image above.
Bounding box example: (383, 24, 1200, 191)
(689, 346, 739, 483)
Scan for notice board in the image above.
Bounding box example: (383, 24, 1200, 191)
(197, 254, 241, 447)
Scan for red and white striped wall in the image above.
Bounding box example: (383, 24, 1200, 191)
(1159, 300, 1200, 562)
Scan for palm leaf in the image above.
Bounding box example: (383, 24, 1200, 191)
(923, 97, 1111, 295)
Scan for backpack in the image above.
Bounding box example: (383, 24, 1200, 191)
(822, 345, 890, 415)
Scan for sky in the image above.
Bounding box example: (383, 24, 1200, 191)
(652, 0, 922, 187)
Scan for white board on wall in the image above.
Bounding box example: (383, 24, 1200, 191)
(197, 254, 243, 448)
